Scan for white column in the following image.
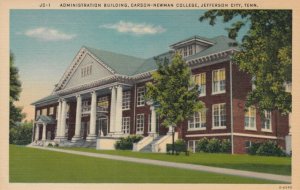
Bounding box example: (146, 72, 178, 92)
(72, 95, 82, 142)
(109, 87, 116, 134)
(114, 85, 123, 135)
(149, 106, 157, 135)
(42, 123, 46, 141)
(59, 99, 67, 140)
(55, 100, 62, 140)
(87, 91, 97, 141)
(35, 124, 40, 141)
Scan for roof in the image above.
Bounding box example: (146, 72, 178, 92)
(35, 115, 56, 124)
(33, 35, 239, 105)
(31, 94, 59, 105)
(84, 46, 146, 76)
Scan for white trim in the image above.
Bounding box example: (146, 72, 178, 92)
(187, 128, 206, 131)
(229, 60, 234, 154)
(244, 127, 257, 131)
(186, 133, 231, 138)
(233, 133, 278, 139)
(261, 129, 273, 133)
(212, 126, 227, 130)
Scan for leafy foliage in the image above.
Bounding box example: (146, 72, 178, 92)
(166, 139, 188, 155)
(9, 120, 33, 145)
(115, 135, 143, 150)
(10, 53, 25, 127)
(145, 53, 203, 127)
(248, 141, 286, 157)
(196, 138, 231, 153)
(200, 10, 292, 114)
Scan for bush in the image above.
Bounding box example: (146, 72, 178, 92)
(166, 139, 187, 155)
(115, 135, 143, 150)
(247, 142, 261, 155)
(220, 139, 231, 153)
(196, 138, 231, 153)
(256, 141, 286, 156)
(48, 143, 53, 147)
(196, 137, 209, 152)
(9, 121, 33, 145)
(206, 138, 221, 153)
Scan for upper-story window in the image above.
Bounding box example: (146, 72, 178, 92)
(137, 86, 145, 107)
(193, 73, 206, 96)
(188, 109, 206, 130)
(212, 68, 226, 94)
(49, 107, 54, 115)
(188, 45, 193, 55)
(36, 110, 41, 117)
(262, 111, 272, 132)
(82, 100, 90, 112)
(244, 106, 256, 130)
(97, 96, 109, 112)
(122, 91, 131, 110)
(81, 64, 92, 78)
(41, 108, 47, 116)
(212, 103, 226, 129)
(183, 46, 188, 57)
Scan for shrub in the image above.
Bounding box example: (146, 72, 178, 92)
(48, 143, 53, 147)
(196, 138, 231, 153)
(115, 135, 143, 150)
(206, 138, 221, 153)
(9, 121, 33, 145)
(256, 141, 286, 156)
(247, 142, 261, 155)
(166, 139, 187, 155)
(196, 137, 209, 152)
(220, 139, 231, 153)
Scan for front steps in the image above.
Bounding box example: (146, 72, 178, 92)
(139, 136, 164, 152)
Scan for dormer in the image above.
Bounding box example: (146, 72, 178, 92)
(169, 36, 214, 58)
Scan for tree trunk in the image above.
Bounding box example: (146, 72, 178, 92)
(172, 126, 175, 155)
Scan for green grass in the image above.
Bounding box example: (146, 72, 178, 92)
(10, 145, 278, 183)
(60, 147, 291, 176)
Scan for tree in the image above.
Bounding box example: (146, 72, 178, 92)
(9, 120, 33, 145)
(146, 53, 203, 154)
(200, 10, 292, 114)
(10, 53, 25, 128)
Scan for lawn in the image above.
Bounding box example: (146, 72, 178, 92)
(60, 147, 291, 176)
(10, 145, 278, 183)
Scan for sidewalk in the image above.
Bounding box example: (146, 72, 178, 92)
(28, 145, 291, 183)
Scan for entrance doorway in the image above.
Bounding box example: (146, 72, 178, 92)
(96, 115, 108, 137)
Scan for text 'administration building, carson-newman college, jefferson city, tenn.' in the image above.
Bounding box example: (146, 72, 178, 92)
(31, 35, 291, 154)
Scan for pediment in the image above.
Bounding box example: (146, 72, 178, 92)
(54, 47, 115, 91)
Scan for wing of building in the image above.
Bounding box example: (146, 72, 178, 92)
(31, 35, 290, 154)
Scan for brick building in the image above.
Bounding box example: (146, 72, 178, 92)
(31, 35, 290, 154)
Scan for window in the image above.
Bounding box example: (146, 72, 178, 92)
(137, 87, 145, 106)
(122, 91, 131, 110)
(188, 110, 206, 130)
(244, 107, 256, 130)
(49, 107, 54, 115)
(188, 45, 193, 55)
(212, 68, 226, 94)
(41, 108, 47, 116)
(262, 111, 272, 132)
(136, 114, 144, 134)
(188, 140, 199, 153)
(193, 73, 206, 96)
(122, 117, 130, 134)
(183, 46, 188, 57)
(212, 103, 226, 129)
(245, 141, 252, 152)
(36, 110, 41, 117)
(97, 96, 109, 112)
(81, 64, 92, 77)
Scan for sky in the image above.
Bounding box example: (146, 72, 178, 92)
(10, 10, 247, 121)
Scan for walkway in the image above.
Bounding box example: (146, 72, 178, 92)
(28, 146, 291, 183)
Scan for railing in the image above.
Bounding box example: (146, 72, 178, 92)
(81, 106, 108, 114)
(152, 132, 178, 153)
(132, 136, 154, 151)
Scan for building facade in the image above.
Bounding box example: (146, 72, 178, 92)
(31, 35, 290, 154)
